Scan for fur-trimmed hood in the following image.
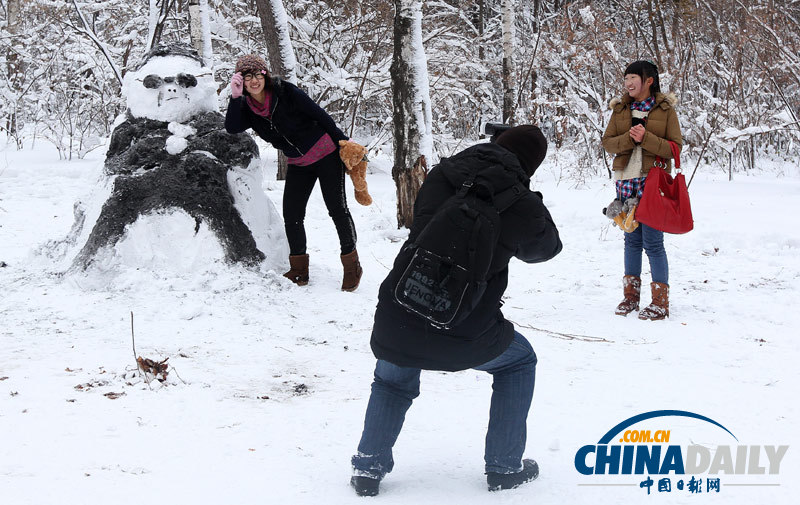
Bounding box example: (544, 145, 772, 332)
(609, 92, 678, 112)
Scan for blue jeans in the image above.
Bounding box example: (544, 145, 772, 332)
(351, 332, 537, 478)
(625, 223, 668, 284)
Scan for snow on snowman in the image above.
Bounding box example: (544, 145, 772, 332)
(58, 44, 288, 275)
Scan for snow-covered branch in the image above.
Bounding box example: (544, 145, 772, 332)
(69, 0, 123, 86)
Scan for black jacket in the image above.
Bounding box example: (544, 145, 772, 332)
(371, 143, 562, 371)
(224, 78, 348, 158)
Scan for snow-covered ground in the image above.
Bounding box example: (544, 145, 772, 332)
(1, 137, 798, 504)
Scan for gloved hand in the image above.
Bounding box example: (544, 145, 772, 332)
(231, 72, 243, 99)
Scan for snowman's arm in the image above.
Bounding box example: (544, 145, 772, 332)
(106, 119, 136, 159)
(224, 96, 251, 134)
(220, 130, 259, 168)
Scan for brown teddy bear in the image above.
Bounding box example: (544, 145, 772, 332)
(338, 140, 372, 206)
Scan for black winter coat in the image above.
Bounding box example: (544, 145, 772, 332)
(224, 78, 348, 158)
(371, 143, 562, 371)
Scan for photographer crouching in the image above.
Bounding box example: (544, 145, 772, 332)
(349, 125, 562, 496)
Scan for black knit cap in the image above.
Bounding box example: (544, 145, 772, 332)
(494, 125, 548, 176)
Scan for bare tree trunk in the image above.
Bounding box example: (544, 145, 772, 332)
(6, 0, 22, 147)
(478, 0, 485, 61)
(502, 0, 515, 125)
(6, 0, 21, 77)
(146, 0, 174, 52)
(254, 0, 297, 180)
(646, 0, 662, 67)
(391, 0, 433, 229)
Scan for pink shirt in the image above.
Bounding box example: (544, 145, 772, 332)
(286, 134, 337, 166)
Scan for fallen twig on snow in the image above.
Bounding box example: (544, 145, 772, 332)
(370, 250, 391, 271)
(168, 365, 187, 385)
(509, 320, 614, 343)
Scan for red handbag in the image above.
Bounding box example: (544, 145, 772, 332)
(636, 141, 694, 234)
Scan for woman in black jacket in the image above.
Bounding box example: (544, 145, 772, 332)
(350, 126, 562, 496)
(225, 54, 362, 291)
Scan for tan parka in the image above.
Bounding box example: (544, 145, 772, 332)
(602, 92, 682, 176)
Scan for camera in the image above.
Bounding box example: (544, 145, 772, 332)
(480, 122, 512, 142)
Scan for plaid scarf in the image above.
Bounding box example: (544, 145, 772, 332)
(616, 177, 646, 200)
(630, 95, 655, 112)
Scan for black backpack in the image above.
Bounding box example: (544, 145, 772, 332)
(392, 167, 528, 329)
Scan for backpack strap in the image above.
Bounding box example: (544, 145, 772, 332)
(455, 166, 528, 211)
(492, 182, 529, 213)
(456, 167, 480, 198)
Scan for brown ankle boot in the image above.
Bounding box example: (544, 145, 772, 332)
(340, 249, 363, 292)
(283, 254, 309, 286)
(615, 275, 641, 315)
(639, 282, 669, 320)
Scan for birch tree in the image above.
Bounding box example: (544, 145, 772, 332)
(254, 0, 298, 180)
(391, 0, 433, 228)
(188, 0, 213, 67)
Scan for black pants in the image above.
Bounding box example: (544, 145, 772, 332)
(283, 149, 357, 256)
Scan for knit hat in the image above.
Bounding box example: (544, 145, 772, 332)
(494, 125, 548, 176)
(235, 54, 269, 75)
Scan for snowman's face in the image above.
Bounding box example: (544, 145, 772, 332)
(123, 55, 217, 123)
(142, 72, 197, 118)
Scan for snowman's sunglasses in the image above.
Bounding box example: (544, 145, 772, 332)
(140, 72, 211, 89)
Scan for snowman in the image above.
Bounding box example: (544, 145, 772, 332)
(70, 44, 288, 272)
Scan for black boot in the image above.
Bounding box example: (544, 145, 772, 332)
(350, 475, 380, 497)
(487, 459, 539, 491)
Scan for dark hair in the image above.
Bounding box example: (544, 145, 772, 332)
(624, 60, 660, 95)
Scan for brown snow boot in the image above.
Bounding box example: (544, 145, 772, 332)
(639, 282, 669, 320)
(283, 254, 309, 286)
(340, 249, 363, 292)
(615, 275, 641, 315)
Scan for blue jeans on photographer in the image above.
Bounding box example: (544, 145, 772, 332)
(625, 222, 668, 284)
(351, 331, 537, 479)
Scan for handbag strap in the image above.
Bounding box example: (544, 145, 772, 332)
(654, 141, 681, 172)
(669, 141, 681, 171)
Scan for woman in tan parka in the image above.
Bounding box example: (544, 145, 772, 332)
(602, 60, 682, 320)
